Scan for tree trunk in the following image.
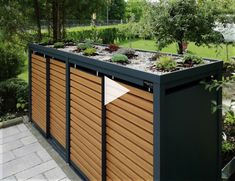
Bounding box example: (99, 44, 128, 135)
(177, 41, 184, 54)
(33, 0, 42, 41)
(61, 0, 66, 40)
(52, 0, 60, 42)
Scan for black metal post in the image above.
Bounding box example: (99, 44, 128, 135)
(66, 58, 71, 163)
(101, 75, 107, 181)
(28, 48, 32, 122)
(46, 57, 50, 138)
(153, 83, 164, 181)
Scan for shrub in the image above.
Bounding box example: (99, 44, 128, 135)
(0, 78, 28, 115)
(111, 54, 129, 63)
(183, 53, 203, 64)
(83, 48, 97, 56)
(155, 56, 177, 71)
(53, 42, 65, 48)
(222, 140, 235, 153)
(0, 43, 25, 81)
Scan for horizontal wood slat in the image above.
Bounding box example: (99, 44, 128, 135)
(70, 68, 102, 181)
(49, 59, 66, 148)
(106, 81, 153, 181)
(31, 55, 46, 133)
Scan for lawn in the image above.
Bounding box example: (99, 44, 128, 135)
(19, 39, 235, 82)
(119, 39, 235, 61)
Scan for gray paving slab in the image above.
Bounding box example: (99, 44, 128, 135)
(0, 122, 82, 181)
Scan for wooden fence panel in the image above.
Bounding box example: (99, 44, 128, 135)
(50, 59, 66, 147)
(106, 82, 154, 181)
(70, 68, 102, 181)
(31, 54, 47, 132)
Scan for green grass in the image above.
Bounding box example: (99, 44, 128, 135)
(18, 39, 235, 82)
(119, 39, 235, 61)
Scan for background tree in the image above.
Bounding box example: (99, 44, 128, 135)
(151, 0, 223, 54)
(108, 0, 126, 20)
(125, 0, 146, 21)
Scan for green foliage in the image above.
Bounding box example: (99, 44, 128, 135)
(224, 110, 235, 125)
(77, 42, 93, 51)
(222, 140, 235, 153)
(155, 56, 177, 71)
(67, 27, 119, 44)
(108, 0, 126, 20)
(111, 54, 128, 63)
(151, 0, 223, 54)
(0, 43, 25, 81)
(117, 48, 136, 58)
(125, 0, 146, 21)
(83, 48, 97, 56)
(0, 78, 28, 115)
(183, 53, 204, 64)
(53, 42, 65, 48)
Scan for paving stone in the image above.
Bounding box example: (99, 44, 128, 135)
(0, 130, 31, 145)
(17, 124, 28, 132)
(0, 140, 23, 154)
(20, 136, 37, 145)
(26, 174, 46, 180)
(12, 142, 44, 157)
(1, 175, 17, 181)
(59, 177, 71, 181)
(0, 153, 42, 179)
(36, 149, 52, 162)
(0, 126, 20, 138)
(0, 151, 15, 164)
(44, 167, 67, 181)
(15, 160, 57, 180)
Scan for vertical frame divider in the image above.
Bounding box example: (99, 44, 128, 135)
(28, 48, 32, 122)
(46, 57, 50, 138)
(66, 58, 71, 164)
(153, 83, 164, 181)
(101, 75, 107, 181)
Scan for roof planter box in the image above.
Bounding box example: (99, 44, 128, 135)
(29, 43, 223, 181)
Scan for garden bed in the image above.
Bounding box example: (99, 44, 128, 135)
(29, 42, 223, 181)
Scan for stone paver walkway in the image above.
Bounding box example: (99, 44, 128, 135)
(0, 122, 82, 181)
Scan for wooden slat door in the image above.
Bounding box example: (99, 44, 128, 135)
(70, 68, 102, 181)
(50, 59, 66, 147)
(106, 83, 154, 181)
(31, 54, 47, 132)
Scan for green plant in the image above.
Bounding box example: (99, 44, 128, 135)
(111, 54, 129, 63)
(117, 48, 136, 58)
(0, 78, 28, 115)
(53, 42, 65, 48)
(183, 53, 204, 64)
(222, 140, 235, 153)
(82, 48, 97, 56)
(77, 41, 93, 51)
(155, 56, 177, 71)
(0, 43, 25, 81)
(224, 110, 235, 125)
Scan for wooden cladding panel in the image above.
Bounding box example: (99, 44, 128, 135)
(106, 82, 154, 181)
(50, 59, 66, 147)
(70, 68, 102, 181)
(31, 54, 46, 132)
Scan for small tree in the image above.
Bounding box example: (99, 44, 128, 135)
(151, 0, 223, 54)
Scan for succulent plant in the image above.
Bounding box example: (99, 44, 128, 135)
(105, 44, 119, 53)
(77, 42, 93, 51)
(117, 48, 136, 58)
(183, 53, 203, 64)
(155, 56, 177, 71)
(111, 54, 129, 63)
(83, 48, 97, 56)
(53, 42, 65, 48)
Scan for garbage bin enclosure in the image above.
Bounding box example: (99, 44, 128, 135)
(29, 44, 223, 181)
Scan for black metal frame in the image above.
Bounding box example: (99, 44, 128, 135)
(29, 43, 223, 181)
